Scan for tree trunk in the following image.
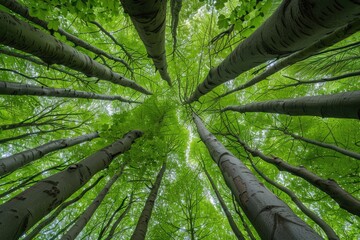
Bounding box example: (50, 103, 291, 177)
(281, 129, 360, 161)
(231, 134, 360, 216)
(219, 19, 360, 98)
(0, 130, 143, 240)
(120, 0, 172, 86)
(61, 163, 127, 240)
(0, 0, 131, 71)
(24, 176, 104, 240)
(247, 157, 339, 240)
(186, 0, 360, 103)
(170, 0, 182, 52)
(130, 162, 166, 240)
(0, 10, 151, 95)
(203, 166, 245, 240)
(192, 113, 322, 240)
(0, 48, 87, 83)
(0, 132, 99, 176)
(222, 91, 360, 119)
(0, 81, 141, 103)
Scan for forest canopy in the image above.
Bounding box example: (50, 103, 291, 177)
(0, 0, 359, 239)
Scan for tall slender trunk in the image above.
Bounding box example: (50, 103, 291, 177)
(0, 48, 86, 83)
(186, 0, 360, 103)
(24, 176, 104, 240)
(170, 0, 182, 52)
(192, 113, 322, 240)
(231, 133, 360, 216)
(0, 10, 151, 95)
(0, 130, 143, 240)
(0, 81, 141, 103)
(281, 129, 360, 161)
(219, 19, 360, 98)
(203, 166, 245, 240)
(0, 132, 99, 176)
(222, 91, 360, 119)
(130, 162, 166, 240)
(247, 157, 339, 240)
(0, 0, 131, 70)
(120, 0, 172, 86)
(61, 163, 127, 240)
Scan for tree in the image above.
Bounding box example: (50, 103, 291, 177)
(61, 162, 126, 239)
(0, 10, 150, 95)
(0, 81, 141, 103)
(0, 132, 99, 176)
(186, 0, 360, 102)
(120, 0, 172, 86)
(130, 162, 166, 240)
(222, 91, 360, 119)
(192, 113, 322, 239)
(0, 130, 142, 239)
(202, 164, 245, 240)
(0, 0, 359, 239)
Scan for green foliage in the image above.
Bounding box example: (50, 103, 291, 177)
(0, 0, 359, 239)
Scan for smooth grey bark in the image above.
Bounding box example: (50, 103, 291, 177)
(280, 129, 360, 161)
(170, 0, 182, 52)
(130, 162, 166, 240)
(120, 0, 172, 86)
(0, 130, 143, 240)
(186, 0, 360, 103)
(0, 10, 151, 95)
(61, 163, 126, 240)
(231, 134, 360, 216)
(203, 166, 245, 240)
(0, 163, 67, 199)
(0, 81, 141, 103)
(247, 157, 339, 240)
(222, 91, 360, 119)
(0, 132, 99, 176)
(24, 176, 104, 240)
(0, 48, 87, 83)
(192, 113, 322, 240)
(0, 0, 131, 70)
(219, 20, 360, 98)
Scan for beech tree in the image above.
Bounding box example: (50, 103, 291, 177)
(130, 162, 166, 240)
(0, 131, 142, 239)
(120, 0, 172, 86)
(186, 0, 360, 102)
(0, 132, 99, 176)
(0, 81, 141, 103)
(193, 113, 322, 239)
(222, 91, 360, 119)
(62, 162, 127, 239)
(202, 164, 245, 240)
(0, 0, 359, 239)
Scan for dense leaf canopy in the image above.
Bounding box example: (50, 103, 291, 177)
(0, 0, 359, 239)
